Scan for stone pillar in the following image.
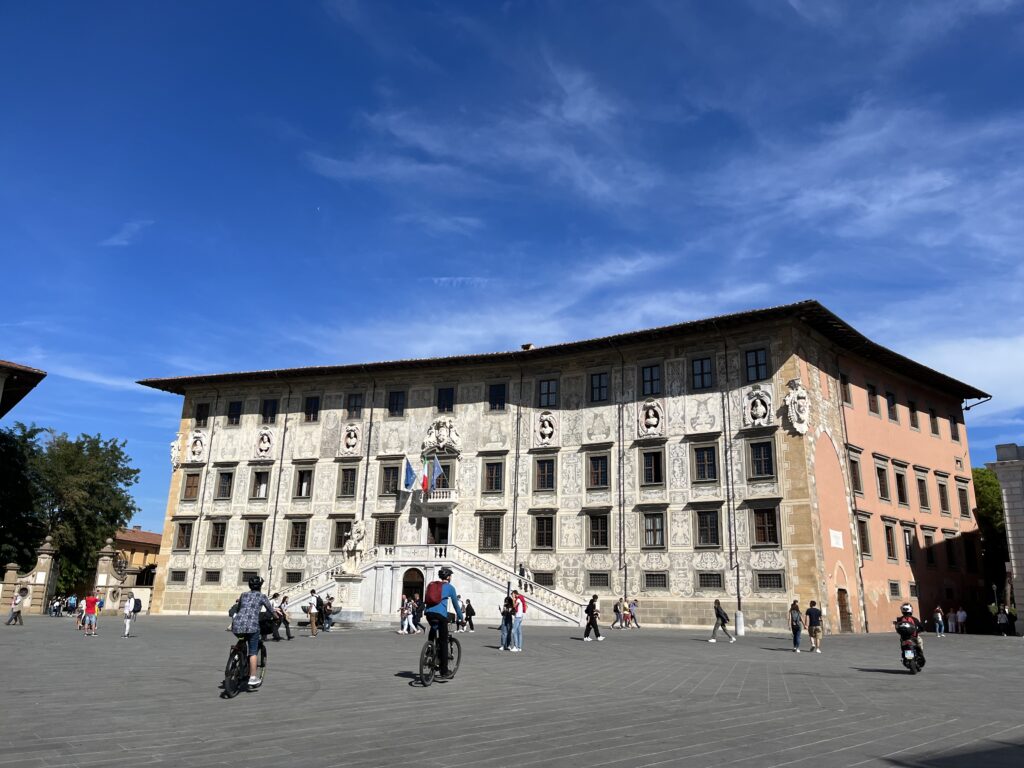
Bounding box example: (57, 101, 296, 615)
(2, 562, 21, 608)
(1, 536, 59, 615)
(94, 538, 122, 613)
(334, 572, 365, 624)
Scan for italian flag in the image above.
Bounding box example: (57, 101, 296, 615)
(421, 455, 430, 492)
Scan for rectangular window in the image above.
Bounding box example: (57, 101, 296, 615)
(227, 400, 242, 426)
(380, 465, 400, 496)
(691, 357, 713, 391)
(436, 387, 455, 413)
(923, 531, 936, 565)
(945, 536, 957, 568)
(698, 572, 723, 589)
(957, 486, 970, 518)
(194, 402, 210, 428)
(857, 518, 871, 557)
(534, 516, 554, 550)
(251, 470, 270, 500)
(208, 521, 226, 551)
(929, 408, 939, 436)
(949, 417, 960, 442)
(894, 469, 908, 506)
(240, 570, 258, 585)
(435, 463, 452, 490)
(752, 508, 780, 547)
(533, 572, 555, 587)
(756, 572, 785, 591)
(644, 572, 668, 590)
(697, 509, 721, 548)
(261, 398, 278, 425)
(867, 384, 879, 414)
(588, 513, 609, 549)
(304, 396, 320, 423)
(376, 518, 397, 547)
(182, 473, 200, 500)
(244, 521, 264, 550)
(346, 393, 363, 419)
(338, 467, 357, 498)
(203, 569, 221, 585)
(484, 461, 504, 493)
(908, 401, 919, 429)
(332, 519, 353, 550)
(538, 378, 558, 408)
(285, 571, 303, 585)
(174, 522, 193, 550)
(902, 527, 915, 562)
(917, 476, 930, 510)
(587, 454, 609, 489)
(889, 581, 901, 599)
(643, 512, 665, 549)
(876, 465, 890, 500)
(641, 450, 664, 486)
(288, 521, 308, 550)
(641, 364, 661, 396)
(745, 348, 768, 382)
(488, 383, 506, 412)
(937, 480, 950, 514)
(169, 570, 186, 584)
(215, 471, 233, 500)
(840, 373, 851, 404)
(534, 458, 555, 491)
(590, 372, 609, 403)
(909, 582, 919, 598)
(588, 572, 610, 589)
(884, 524, 898, 561)
(849, 456, 863, 494)
(750, 441, 775, 478)
(694, 446, 718, 482)
(886, 391, 898, 421)
(387, 391, 406, 417)
(294, 468, 313, 499)
(478, 516, 502, 552)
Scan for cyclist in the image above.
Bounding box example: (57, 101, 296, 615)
(424, 567, 463, 678)
(231, 576, 275, 689)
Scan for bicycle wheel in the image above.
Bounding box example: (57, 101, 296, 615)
(256, 642, 268, 684)
(419, 641, 436, 687)
(223, 648, 245, 698)
(447, 635, 462, 678)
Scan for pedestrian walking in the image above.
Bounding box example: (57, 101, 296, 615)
(322, 596, 336, 632)
(804, 600, 823, 653)
(412, 592, 425, 633)
(789, 600, 803, 652)
(933, 606, 945, 637)
(6, 591, 25, 626)
(82, 591, 100, 636)
(499, 595, 514, 650)
(278, 596, 293, 640)
(583, 595, 604, 641)
(708, 599, 735, 643)
(307, 589, 319, 637)
(121, 592, 135, 638)
(629, 598, 641, 629)
(611, 598, 623, 629)
(510, 589, 526, 652)
(957, 607, 967, 634)
(464, 599, 475, 632)
(455, 595, 466, 632)
(996, 605, 1011, 636)
(945, 606, 956, 634)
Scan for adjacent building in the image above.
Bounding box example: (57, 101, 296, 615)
(0, 359, 46, 418)
(140, 301, 988, 631)
(987, 444, 1024, 611)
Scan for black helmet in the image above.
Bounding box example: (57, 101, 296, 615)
(248, 575, 264, 591)
(438, 567, 453, 581)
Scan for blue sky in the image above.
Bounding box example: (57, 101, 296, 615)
(2, 1, 1023, 532)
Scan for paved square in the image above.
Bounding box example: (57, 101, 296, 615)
(1, 616, 1022, 767)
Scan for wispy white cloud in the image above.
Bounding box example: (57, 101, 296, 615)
(428, 276, 493, 288)
(396, 213, 485, 236)
(99, 219, 154, 247)
(48, 364, 139, 391)
(323, 0, 437, 69)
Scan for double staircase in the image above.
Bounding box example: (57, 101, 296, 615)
(277, 544, 586, 626)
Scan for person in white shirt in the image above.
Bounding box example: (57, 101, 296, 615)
(122, 592, 135, 638)
(6, 592, 24, 626)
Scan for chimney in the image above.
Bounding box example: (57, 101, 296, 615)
(521, 343, 535, 351)
(133, 525, 142, 530)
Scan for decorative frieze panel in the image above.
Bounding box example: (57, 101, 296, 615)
(586, 412, 612, 443)
(422, 417, 462, 455)
(670, 510, 691, 547)
(560, 516, 583, 548)
(293, 428, 318, 460)
(561, 454, 582, 495)
(482, 419, 508, 450)
(689, 397, 717, 432)
(563, 375, 584, 410)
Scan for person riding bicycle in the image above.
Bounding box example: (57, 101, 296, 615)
(424, 567, 463, 678)
(230, 576, 275, 688)
(894, 603, 925, 658)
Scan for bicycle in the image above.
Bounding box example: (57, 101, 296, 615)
(223, 633, 267, 698)
(418, 618, 461, 686)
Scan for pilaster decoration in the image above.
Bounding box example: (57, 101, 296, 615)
(170, 433, 181, 470)
(743, 385, 773, 428)
(339, 424, 361, 456)
(784, 378, 810, 435)
(187, 430, 206, 462)
(536, 411, 557, 447)
(422, 416, 462, 455)
(637, 398, 664, 438)
(255, 427, 274, 459)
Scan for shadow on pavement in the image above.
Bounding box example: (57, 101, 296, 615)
(851, 667, 912, 675)
(884, 741, 1024, 768)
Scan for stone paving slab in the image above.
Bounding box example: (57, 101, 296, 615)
(1, 616, 1022, 767)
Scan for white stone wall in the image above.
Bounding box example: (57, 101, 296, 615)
(989, 444, 1024, 608)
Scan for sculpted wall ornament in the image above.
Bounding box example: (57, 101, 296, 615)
(187, 430, 206, 462)
(340, 424, 361, 456)
(784, 378, 810, 435)
(637, 398, 663, 438)
(255, 427, 274, 459)
(423, 416, 462, 455)
(690, 398, 716, 432)
(536, 411, 557, 446)
(743, 385, 773, 428)
(170, 434, 181, 470)
(341, 520, 366, 572)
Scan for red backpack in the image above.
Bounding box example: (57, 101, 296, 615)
(425, 580, 444, 607)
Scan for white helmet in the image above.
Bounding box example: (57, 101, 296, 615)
(900, 603, 913, 615)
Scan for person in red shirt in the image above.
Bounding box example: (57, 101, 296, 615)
(83, 591, 101, 636)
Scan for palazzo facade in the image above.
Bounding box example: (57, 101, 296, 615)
(142, 301, 988, 632)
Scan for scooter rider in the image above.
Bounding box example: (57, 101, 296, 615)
(894, 603, 924, 657)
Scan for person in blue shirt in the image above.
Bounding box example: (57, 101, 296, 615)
(231, 576, 275, 688)
(425, 567, 463, 678)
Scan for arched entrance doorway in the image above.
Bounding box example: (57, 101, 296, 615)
(402, 568, 425, 602)
(837, 588, 854, 633)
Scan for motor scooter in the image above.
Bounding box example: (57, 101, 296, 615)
(896, 619, 925, 674)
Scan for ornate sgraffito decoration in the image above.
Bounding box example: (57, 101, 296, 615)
(422, 416, 462, 455)
(340, 423, 361, 456)
(784, 378, 810, 435)
(690, 398, 716, 432)
(587, 413, 611, 442)
(170, 433, 181, 470)
(743, 385, 773, 428)
(255, 427, 274, 459)
(188, 430, 206, 462)
(637, 398, 663, 438)
(536, 411, 557, 447)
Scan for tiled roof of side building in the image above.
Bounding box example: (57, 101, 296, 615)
(136, 300, 989, 401)
(0, 359, 47, 418)
(115, 528, 163, 547)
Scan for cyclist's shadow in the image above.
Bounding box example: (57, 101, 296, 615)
(394, 671, 434, 687)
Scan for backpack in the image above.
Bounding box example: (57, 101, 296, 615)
(315, 596, 324, 613)
(425, 580, 444, 607)
(132, 598, 142, 614)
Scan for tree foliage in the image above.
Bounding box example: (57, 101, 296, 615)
(973, 467, 1005, 531)
(0, 423, 140, 592)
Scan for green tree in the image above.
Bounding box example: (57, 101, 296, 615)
(973, 467, 1009, 600)
(0, 424, 47, 568)
(973, 467, 1005, 531)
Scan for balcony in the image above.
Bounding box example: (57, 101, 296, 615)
(425, 488, 458, 504)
